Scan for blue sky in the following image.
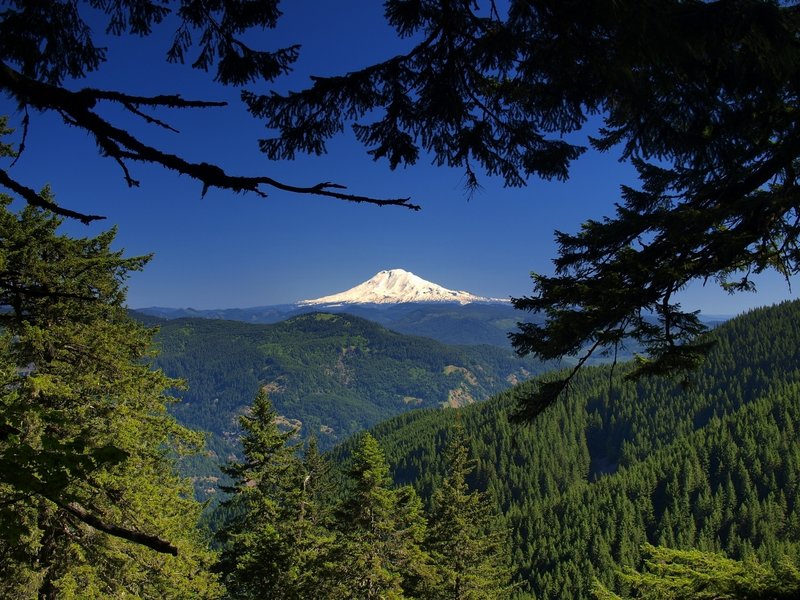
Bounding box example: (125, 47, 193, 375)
(1, 1, 795, 315)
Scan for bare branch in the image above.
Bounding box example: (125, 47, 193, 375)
(0, 62, 422, 216)
(106, 151, 141, 188)
(9, 107, 28, 168)
(0, 169, 106, 223)
(122, 102, 180, 133)
(84, 89, 227, 109)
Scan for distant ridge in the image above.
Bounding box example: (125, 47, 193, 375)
(299, 268, 506, 306)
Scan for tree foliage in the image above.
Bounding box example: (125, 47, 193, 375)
(425, 420, 515, 599)
(216, 414, 445, 599)
(330, 433, 434, 599)
(216, 388, 309, 599)
(592, 544, 800, 600)
(0, 0, 418, 220)
(351, 300, 800, 598)
(0, 195, 220, 597)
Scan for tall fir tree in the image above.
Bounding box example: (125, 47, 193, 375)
(216, 388, 305, 599)
(331, 433, 434, 599)
(0, 194, 221, 598)
(425, 421, 516, 599)
(293, 435, 338, 599)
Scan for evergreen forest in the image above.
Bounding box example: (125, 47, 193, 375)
(351, 300, 800, 598)
(2, 1, 800, 596)
(148, 312, 544, 450)
(3, 198, 800, 598)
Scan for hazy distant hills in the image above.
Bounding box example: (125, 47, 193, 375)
(139, 304, 299, 324)
(138, 269, 528, 348)
(137, 269, 729, 350)
(145, 312, 546, 453)
(138, 301, 729, 353)
(338, 300, 800, 598)
(139, 301, 527, 348)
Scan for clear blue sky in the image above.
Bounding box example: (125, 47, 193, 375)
(1, 1, 795, 315)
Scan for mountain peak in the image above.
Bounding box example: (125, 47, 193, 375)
(298, 269, 504, 306)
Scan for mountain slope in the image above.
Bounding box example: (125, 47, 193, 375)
(337, 301, 800, 598)
(151, 312, 544, 451)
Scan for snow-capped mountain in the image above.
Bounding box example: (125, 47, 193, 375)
(298, 269, 505, 306)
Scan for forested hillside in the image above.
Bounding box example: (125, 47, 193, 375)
(340, 301, 800, 598)
(139, 301, 533, 348)
(149, 312, 544, 450)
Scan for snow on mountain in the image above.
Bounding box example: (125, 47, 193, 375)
(298, 269, 506, 306)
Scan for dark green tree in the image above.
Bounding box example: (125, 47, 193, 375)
(293, 436, 339, 599)
(425, 421, 515, 599)
(331, 433, 433, 599)
(216, 387, 305, 599)
(349, 299, 800, 598)
(0, 193, 221, 597)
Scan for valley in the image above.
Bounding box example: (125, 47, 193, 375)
(145, 311, 545, 460)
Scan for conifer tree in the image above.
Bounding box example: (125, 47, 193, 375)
(425, 421, 515, 599)
(298, 436, 333, 527)
(216, 388, 304, 599)
(293, 436, 338, 599)
(331, 433, 433, 599)
(0, 194, 221, 597)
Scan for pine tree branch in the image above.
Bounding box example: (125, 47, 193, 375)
(87, 89, 227, 109)
(8, 107, 27, 168)
(511, 336, 604, 421)
(60, 501, 179, 556)
(0, 62, 422, 216)
(0, 168, 106, 223)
